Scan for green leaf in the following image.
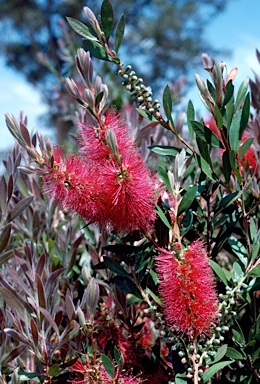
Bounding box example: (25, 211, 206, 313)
(136, 108, 157, 121)
(222, 151, 232, 184)
(178, 185, 198, 216)
(149, 145, 181, 157)
(114, 346, 122, 369)
(229, 236, 248, 268)
(210, 345, 228, 364)
(217, 191, 242, 212)
(225, 347, 245, 360)
(66, 17, 98, 41)
(191, 121, 222, 147)
(18, 371, 41, 382)
(235, 77, 249, 111)
(202, 361, 232, 382)
(101, 0, 114, 40)
(181, 209, 193, 236)
(195, 154, 214, 179)
(101, 354, 115, 378)
(156, 205, 172, 231)
(125, 277, 143, 299)
(250, 219, 257, 243)
(209, 259, 228, 285)
(222, 80, 234, 108)
(232, 321, 245, 344)
(175, 373, 188, 383)
(233, 261, 243, 279)
(207, 79, 216, 101)
(229, 150, 242, 183)
(241, 92, 250, 132)
(229, 110, 242, 152)
(115, 14, 125, 52)
(95, 91, 104, 105)
(239, 137, 254, 159)
(163, 84, 172, 121)
(197, 135, 212, 166)
(103, 257, 129, 277)
(249, 265, 260, 277)
(6, 196, 33, 223)
(83, 39, 110, 61)
(224, 94, 235, 129)
(187, 100, 195, 141)
(146, 287, 163, 306)
(214, 105, 223, 128)
(158, 165, 173, 194)
(48, 364, 60, 377)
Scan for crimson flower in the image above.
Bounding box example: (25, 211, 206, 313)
(43, 150, 101, 223)
(155, 240, 218, 339)
(239, 132, 258, 172)
(99, 149, 156, 232)
(78, 108, 132, 163)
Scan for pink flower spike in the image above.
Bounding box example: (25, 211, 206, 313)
(155, 240, 218, 339)
(78, 108, 132, 163)
(99, 147, 156, 233)
(43, 151, 101, 223)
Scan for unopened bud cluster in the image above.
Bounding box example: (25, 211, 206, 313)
(117, 63, 161, 115)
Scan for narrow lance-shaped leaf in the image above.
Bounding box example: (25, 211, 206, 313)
(115, 14, 125, 52)
(0, 176, 7, 212)
(36, 273, 46, 310)
(66, 17, 99, 41)
(83, 39, 110, 61)
(235, 77, 249, 111)
(209, 259, 228, 285)
(0, 224, 11, 253)
(65, 290, 75, 321)
(222, 80, 234, 107)
(101, 0, 114, 40)
(6, 196, 33, 224)
(178, 185, 198, 216)
(163, 84, 178, 136)
(187, 100, 195, 141)
(103, 257, 129, 277)
(101, 354, 115, 378)
(156, 205, 172, 231)
(191, 121, 222, 147)
(202, 361, 233, 382)
(1, 344, 27, 365)
(48, 364, 60, 377)
(228, 109, 242, 152)
(149, 145, 182, 157)
(239, 137, 254, 159)
(20, 123, 31, 147)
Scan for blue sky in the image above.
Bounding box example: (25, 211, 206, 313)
(1, 0, 260, 151)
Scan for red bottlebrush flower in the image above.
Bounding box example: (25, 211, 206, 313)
(43, 150, 101, 223)
(78, 108, 132, 163)
(99, 149, 156, 232)
(155, 240, 218, 339)
(239, 132, 258, 172)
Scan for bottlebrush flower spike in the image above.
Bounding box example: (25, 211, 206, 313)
(78, 108, 132, 163)
(99, 148, 156, 232)
(156, 240, 218, 339)
(43, 148, 102, 223)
